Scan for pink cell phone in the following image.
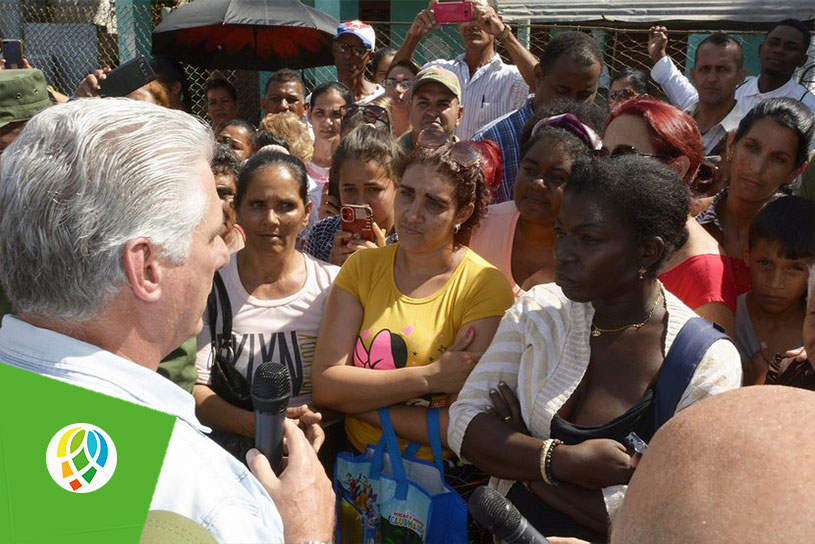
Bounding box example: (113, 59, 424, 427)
(433, 1, 473, 24)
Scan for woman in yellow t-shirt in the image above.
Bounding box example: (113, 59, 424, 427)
(312, 129, 514, 466)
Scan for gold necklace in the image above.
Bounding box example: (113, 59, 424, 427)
(590, 290, 662, 337)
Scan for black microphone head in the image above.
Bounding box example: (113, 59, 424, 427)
(251, 362, 291, 413)
(468, 486, 522, 539)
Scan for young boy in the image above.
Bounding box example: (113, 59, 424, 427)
(735, 196, 815, 385)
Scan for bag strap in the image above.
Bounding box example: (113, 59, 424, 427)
(426, 408, 445, 475)
(654, 317, 729, 430)
(403, 442, 421, 459)
(207, 271, 235, 367)
(371, 408, 409, 500)
(402, 408, 445, 476)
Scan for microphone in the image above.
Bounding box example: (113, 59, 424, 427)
(469, 486, 550, 544)
(251, 362, 291, 474)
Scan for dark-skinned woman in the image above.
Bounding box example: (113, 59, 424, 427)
(449, 155, 742, 541)
(469, 103, 605, 297)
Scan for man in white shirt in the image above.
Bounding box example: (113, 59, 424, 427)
(649, 30, 747, 155)
(650, 19, 815, 118)
(392, 0, 538, 139)
(0, 99, 334, 543)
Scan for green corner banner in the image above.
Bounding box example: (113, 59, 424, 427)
(0, 363, 175, 543)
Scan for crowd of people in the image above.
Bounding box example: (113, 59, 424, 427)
(0, 1, 814, 542)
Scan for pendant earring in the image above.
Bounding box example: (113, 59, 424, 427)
(455, 224, 461, 233)
(638, 266, 647, 280)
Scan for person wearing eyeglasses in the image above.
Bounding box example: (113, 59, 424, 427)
(383, 59, 420, 137)
(604, 96, 737, 335)
(333, 21, 385, 105)
(468, 103, 606, 299)
(312, 131, 514, 521)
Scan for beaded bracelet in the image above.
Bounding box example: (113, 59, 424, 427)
(538, 440, 552, 483)
(540, 438, 563, 486)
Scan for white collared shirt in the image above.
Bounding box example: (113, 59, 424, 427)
(651, 55, 815, 115)
(0, 316, 284, 543)
(734, 75, 815, 114)
(425, 53, 529, 140)
(685, 100, 744, 154)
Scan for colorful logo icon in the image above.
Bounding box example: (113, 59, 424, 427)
(45, 423, 117, 493)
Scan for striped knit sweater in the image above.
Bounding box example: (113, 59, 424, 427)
(448, 282, 742, 517)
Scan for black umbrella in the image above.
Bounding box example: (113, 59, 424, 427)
(152, 0, 339, 70)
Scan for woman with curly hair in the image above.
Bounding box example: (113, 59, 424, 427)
(451, 155, 742, 541)
(312, 127, 514, 496)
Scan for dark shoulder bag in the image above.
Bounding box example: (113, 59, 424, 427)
(206, 271, 254, 411)
(654, 317, 731, 429)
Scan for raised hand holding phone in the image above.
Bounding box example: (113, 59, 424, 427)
(98, 56, 155, 98)
(340, 204, 376, 242)
(432, 1, 473, 24)
(2, 40, 25, 69)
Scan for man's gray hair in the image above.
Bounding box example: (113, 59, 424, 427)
(0, 98, 214, 323)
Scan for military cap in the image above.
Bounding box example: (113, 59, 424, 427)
(0, 69, 50, 128)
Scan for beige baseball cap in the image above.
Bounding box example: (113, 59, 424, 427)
(411, 66, 461, 102)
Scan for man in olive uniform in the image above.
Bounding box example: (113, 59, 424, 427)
(0, 69, 51, 321)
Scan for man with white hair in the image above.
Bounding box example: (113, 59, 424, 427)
(0, 99, 334, 542)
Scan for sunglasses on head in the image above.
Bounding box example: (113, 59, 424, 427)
(595, 145, 672, 160)
(415, 127, 480, 168)
(342, 104, 390, 128)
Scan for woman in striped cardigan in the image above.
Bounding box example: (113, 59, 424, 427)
(449, 155, 742, 541)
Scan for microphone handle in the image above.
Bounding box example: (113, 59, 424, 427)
(254, 410, 285, 474)
(504, 517, 550, 544)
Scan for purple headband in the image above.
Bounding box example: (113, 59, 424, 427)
(531, 113, 603, 151)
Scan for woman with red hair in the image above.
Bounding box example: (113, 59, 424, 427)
(603, 96, 736, 334)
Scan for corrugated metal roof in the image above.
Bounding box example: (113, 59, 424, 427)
(498, 1, 815, 24)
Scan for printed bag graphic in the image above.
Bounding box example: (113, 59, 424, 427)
(334, 408, 466, 543)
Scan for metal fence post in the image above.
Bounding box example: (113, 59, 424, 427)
(115, 0, 151, 62)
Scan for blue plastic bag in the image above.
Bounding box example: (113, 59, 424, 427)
(334, 408, 467, 543)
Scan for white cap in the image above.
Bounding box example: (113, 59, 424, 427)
(335, 20, 376, 51)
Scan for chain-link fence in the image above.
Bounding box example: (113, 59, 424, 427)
(0, 1, 811, 123)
